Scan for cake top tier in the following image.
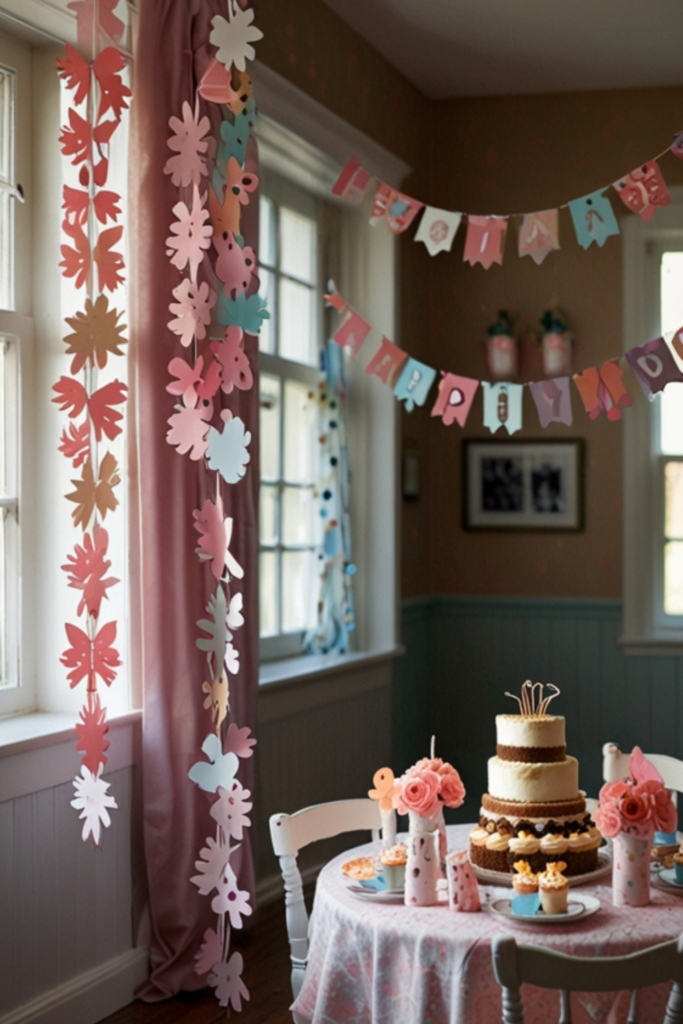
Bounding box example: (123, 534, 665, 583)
(496, 713, 566, 751)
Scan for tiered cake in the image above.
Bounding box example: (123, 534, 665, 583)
(469, 682, 602, 877)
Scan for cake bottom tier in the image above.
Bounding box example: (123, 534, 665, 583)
(469, 842, 599, 877)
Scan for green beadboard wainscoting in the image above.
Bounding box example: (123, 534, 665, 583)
(393, 596, 683, 825)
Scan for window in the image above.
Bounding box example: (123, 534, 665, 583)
(258, 173, 329, 659)
(622, 190, 683, 651)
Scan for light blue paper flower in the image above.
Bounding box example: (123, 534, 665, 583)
(206, 415, 251, 484)
(217, 289, 270, 334)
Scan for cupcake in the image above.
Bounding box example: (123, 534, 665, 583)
(380, 843, 408, 890)
(673, 847, 683, 884)
(511, 860, 538, 895)
(538, 861, 569, 914)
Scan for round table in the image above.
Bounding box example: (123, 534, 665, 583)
(290, 823, 683, 1024)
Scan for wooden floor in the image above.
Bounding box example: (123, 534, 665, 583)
(97, 895, 295, 1024)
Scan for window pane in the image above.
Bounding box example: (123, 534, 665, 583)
(665, 461, 683, 539)
(0, 65, 14, 310)
(664, 541, 683, 615)
(258, 268, 275, 355)
(284, 379, 317, 483)
(260, 373, 280, 480)
(259, 550, 278, 637)
(281, 549, 317, 633)
(260, 484, 279, 545)
(259, 195, 275, 268)
(282, 485, 316, 545)
(279, 278, 316, 365)
(660, 252, 683, 455)
(280, 206, 316, 283)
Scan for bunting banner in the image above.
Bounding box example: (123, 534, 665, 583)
(331, 127, 682, 266)
(325, 286, 683, 436)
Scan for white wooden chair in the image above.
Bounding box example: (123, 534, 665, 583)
(492, 931, 683, 1024)
(269, 797, 387, 1000)
(602, 742, 683, 795)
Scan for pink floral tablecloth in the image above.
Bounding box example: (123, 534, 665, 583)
(291, 823, 683, 1024)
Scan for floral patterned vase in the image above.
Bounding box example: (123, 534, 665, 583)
(405, 825, 441, 907)
(612, 830, 652, 907)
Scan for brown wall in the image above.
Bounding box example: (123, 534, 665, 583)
(256, 3, 683, 604)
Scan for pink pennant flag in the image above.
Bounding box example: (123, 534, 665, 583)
(573, 361, 633, 421)
(365, 337, 409, 387)
(370, 182, 424, 234)
(431, 372, 479, 427)
(324, 286, 347, 314)
(332, 309, 372, 357)
(613, 161, 671, 222)
(331, 156, 373, 204)
(625, 336, 683, 398)
(463, 216, 508, 268)
(518, 210, 560, 265)
(529, 378, 573, 428)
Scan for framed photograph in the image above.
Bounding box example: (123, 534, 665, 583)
(463, 439, 584, 531)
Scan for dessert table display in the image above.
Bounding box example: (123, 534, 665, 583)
(290, 823, 683, 1024)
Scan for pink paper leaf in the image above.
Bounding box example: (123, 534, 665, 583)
(62, 525, 118, 618)
(59, 420, 91, 468)
(210, 326, 253, 394)
(168, 278, 215, 348)
(195, 928, 224, 977)
(225, 721, 255, 759)
(210, 781, 253, 841)
(92, 47, 131, 121)
(52, 375, 88, 419)
(166, 403, 212, 460)
(208, 951, 250, 1011)
(89, 380, 127, 440)
(75, 693, 110, 773)
(166, 185, 213, 280)
(190, 835, 231, 895)
(56, 43, 91, 104)
(164, 100, 211, 188)
(59, 108, 93, 165)
(59, 220, 91, 287)
(94, 224, 125, 292)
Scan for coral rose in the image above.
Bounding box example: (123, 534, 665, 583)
(620, 792, 652, 835)
(439, 769, 466, 809)
(397, 768, 440, 819)
(594, 802, 622, 839)
(651, 787, 678, 834)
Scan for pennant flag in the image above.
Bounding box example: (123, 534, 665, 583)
(369, 182, 424, 234)
(414, 207, 462, 256)
(568, 189, 619, 249)
(365, 336, 409, 387)
(331, 156, 373, 204)
(481, 381, 523, 435)
(613, 161, 671, 222)
(670, 130, 683, 160)
(393, 358, 437, 412)
(529, 378, 573, 428)
(670, 326, 683, 363)
(625, 336, 683, 398)
(324, 285, 347, 313)
(332, 309, 372, 357)
(573, 361, 632, 421)
(431, 372, 479, 427)
(463, 216, 508, 268)
(518, 210, 560, 265)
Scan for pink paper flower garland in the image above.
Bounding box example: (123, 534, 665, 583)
(163, 0, 264, 1010)
(54, 0, 130, 845)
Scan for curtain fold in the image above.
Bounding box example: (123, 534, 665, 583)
(128, 0, 258, 999)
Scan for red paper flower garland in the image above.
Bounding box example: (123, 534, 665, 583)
(54, 0, 130, 845)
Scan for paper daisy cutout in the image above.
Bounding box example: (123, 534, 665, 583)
(210, 7, 263, 74)
(208, 951, 250, 1011)
(71, 764, 118, 845)
(164, 100, 211, 188)
(190, 835, 232, 895)
(211, 862, 253, 926)
(168, 278, 215, 348)
(205, 412, 251, 484)
(225, 721, 255, 759)
(166, 185, 213, 281)
(211, 781, 253, 841)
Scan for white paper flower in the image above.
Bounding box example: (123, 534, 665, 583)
(71, 765, 118, 845)
(210, 8, 263, 73)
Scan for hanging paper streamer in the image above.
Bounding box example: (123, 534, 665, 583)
(414, 207, 462, 255)
(625, 336, 683, 398)
(365, 337, 409, 386)
(162, 0, 264, 1010)
(369, 182, 424, 234)
(55, 0, 132, 844)
(331, 155, 374, 204)
(482, 382, 524, 435)
(573, 361, 633, 421)
(613, 161, 671, 221)
(431, 373, 479, 427)
(333, 308, 372, 357)
(463, 216, 508, 268)
(529, 378, 573, 428)
(394, 358, 437, 412)
(568, 189, 619, 249)
(518, 210, 560, 265)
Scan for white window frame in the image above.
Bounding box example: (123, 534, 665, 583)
(253, 63, 406, 679)
(621, 186, 683, 653)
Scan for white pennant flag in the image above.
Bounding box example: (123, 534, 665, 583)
(414, 206, 462, 255)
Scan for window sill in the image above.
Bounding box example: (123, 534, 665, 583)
(619, 634, 683, 656)
(259, 646, 403, 688)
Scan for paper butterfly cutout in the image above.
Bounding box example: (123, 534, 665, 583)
(188, 733, 239, 794)
(368, 767, 400, 812)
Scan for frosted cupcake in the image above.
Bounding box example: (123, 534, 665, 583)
(380, 843, 408, 890)
(511, 860, 538, 896)
(538, 861, 569, 914)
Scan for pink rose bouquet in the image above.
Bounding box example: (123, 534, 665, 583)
(395, 756, 466, 819)
(595, 747, 677, 840)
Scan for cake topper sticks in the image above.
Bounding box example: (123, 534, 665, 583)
(504, 681, 561, 718)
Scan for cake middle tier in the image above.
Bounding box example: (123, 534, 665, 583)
(487, 754, 579, 803)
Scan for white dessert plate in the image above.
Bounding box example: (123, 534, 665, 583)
(482, 893, 600, 926)
(471, 848, 611, 888)
(347, 884, 406, 902)
(653, 868, 683, 891)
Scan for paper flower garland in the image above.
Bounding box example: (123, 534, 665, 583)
(163, 0, 264, 1008)
(54, 0, 130, 845)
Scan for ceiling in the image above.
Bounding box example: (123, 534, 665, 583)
(321, 0, 683, 99)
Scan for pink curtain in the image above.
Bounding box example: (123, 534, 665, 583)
(128, 0, 258, 999)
